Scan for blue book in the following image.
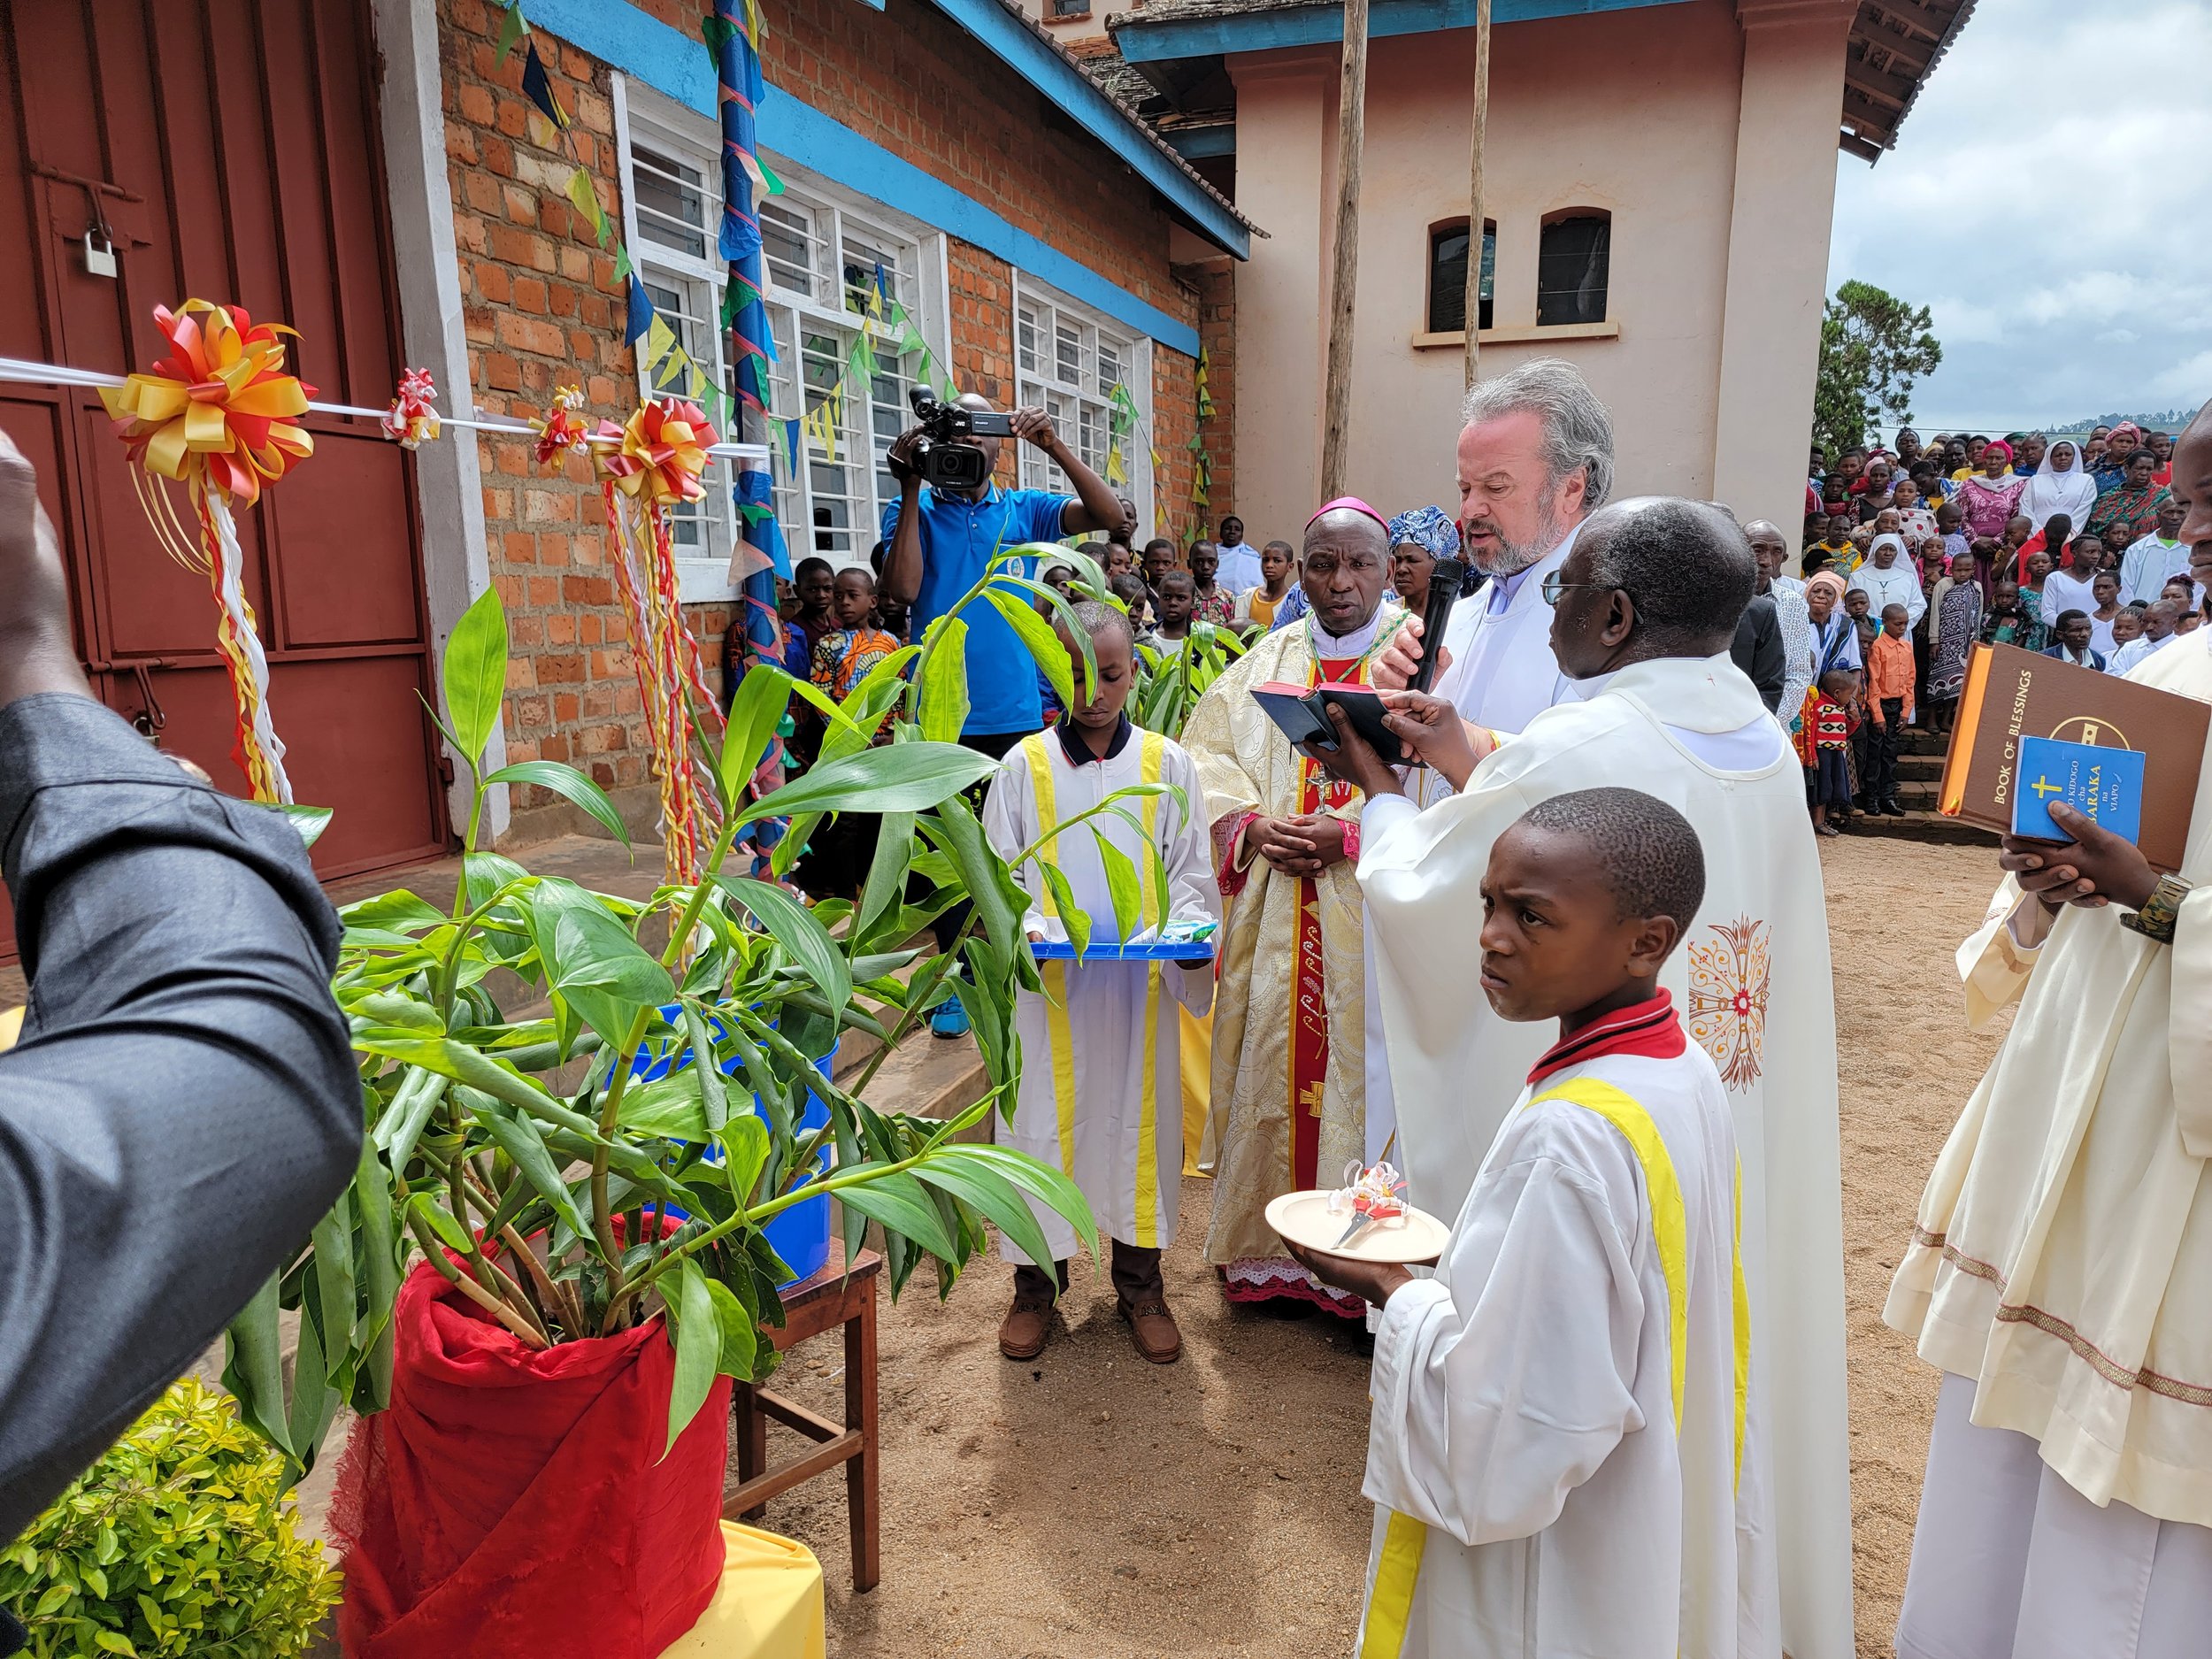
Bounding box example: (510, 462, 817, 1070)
(2011, 735, 2145, 844)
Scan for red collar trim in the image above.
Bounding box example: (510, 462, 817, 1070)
(1526, 990, 1686, 1087)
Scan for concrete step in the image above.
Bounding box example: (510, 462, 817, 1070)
(1825, 808, 1998, 848)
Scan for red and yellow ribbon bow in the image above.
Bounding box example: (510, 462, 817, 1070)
(531, 385, 593, 472)
(99, 299, 313, 510)
(380, 366, 442, 449)
(595, 397, 717, 506)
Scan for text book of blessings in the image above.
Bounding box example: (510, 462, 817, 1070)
(1939, 641, 2207, 872)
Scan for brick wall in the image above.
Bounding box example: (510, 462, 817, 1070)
(1187, 256, 1237, 533)
(630, 0, 1200, 327)
(441, 0, 675, 841)
(434, 0, 1216, 842)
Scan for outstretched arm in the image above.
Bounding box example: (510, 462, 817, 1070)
(0, 435, 360, 1540)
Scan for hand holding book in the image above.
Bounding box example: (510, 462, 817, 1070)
(2001, 800, 2160, 913)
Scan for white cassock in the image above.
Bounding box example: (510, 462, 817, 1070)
(981, 725, 1218, 1261)
(1428, 526, 1585, 737)
(1357, 652, 1855, 1659)
(1363, 526, 1586, 1164)
(1357, 1039, 1778, 1658)
(1886, 626, 2212, 1658)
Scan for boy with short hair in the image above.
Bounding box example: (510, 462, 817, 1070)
(981, 602, 1221, 1365)
(1292, 787, 1776, 1657)
(1863, 603, 1916, 816)
(1797, 668, 1860, 836)
(1108, 571, 1157, 641)
(808, 566, 900, 704)
(2087, 572, 2124, 657)
(1934, 501, 1968, 562)
(1153, 569, 1197, 642)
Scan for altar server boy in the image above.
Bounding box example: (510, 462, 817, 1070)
(1292, 787, 1778, 1658)
(981, 601, 1219, 1367)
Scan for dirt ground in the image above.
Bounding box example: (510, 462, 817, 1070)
(740, 833, 2016, 1659)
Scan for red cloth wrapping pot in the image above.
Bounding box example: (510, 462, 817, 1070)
(331, 1261, 732, 1656)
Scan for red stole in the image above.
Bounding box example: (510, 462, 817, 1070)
(1288, 652, 1366, 1191)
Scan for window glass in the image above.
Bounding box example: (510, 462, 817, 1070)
(1537, 214, 1611, 326)
(1014, 284, 1144, 524)
(633, 144, 710, 260)
(760, 200, 818, 300)
(626, 101, 936, 574)
(1426, 220, 1494, 334)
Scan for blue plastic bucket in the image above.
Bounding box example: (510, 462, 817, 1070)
(632, 1009, 836, 1284)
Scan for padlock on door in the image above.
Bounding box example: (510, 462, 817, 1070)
(82, 228, 116, 278)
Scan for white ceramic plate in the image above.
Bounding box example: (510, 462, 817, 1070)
(1265, 1189, 1450, 1265)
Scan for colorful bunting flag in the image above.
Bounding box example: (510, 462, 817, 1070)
(625, 273, 655, 345)
(495, 0, 530, 64)
(520, 41, 569, 129)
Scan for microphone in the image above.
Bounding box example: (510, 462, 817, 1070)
(1409, 557, 1469, 695)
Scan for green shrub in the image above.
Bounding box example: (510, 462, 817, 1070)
(0, 1379, 339, 1657)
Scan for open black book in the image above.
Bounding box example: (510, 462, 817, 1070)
(1250, 680, 1407, 767)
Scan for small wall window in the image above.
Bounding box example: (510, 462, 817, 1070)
(1426, 219, 1494, 334)
(1537, 211, 1610, 326)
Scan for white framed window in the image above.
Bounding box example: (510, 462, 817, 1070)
(613, 78, 951, 596)
(1013, 274, 1152, 537)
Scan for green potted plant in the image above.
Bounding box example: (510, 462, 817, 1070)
(0, 1379, 338, 1658)
(218, 547, 1175, 1650)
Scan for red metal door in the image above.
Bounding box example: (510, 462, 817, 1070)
(0, 0, 448, 957)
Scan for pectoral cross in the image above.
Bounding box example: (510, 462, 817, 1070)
(2032, 776, 2064, 800)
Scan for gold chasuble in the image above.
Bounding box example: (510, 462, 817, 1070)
(1182, 607, 1407, 1310)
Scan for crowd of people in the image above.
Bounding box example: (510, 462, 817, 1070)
(1785, 422, 2198, 827)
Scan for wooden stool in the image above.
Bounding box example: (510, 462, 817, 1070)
(725, 1246, 881, 1593)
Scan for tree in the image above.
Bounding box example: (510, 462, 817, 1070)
(1812, 280, 1943, 464)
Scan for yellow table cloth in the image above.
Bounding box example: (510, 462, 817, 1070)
(658, 1522, 825, 1659)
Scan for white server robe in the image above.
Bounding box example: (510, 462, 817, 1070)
(1356, 1047, 1778, 1658)
(981, 725, 1218, 1262)
(1356, 653, 1855, 1659)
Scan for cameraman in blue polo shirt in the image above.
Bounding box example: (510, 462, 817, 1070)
(881, 394, 1126, 749)
(881, 393, 1125, 1034)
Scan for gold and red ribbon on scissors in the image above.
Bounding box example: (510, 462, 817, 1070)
(100, 300, 311, 804)
(595, 397, 727, 883)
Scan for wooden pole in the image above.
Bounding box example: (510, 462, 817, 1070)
(1319, 0, 1371, 502)
(1462, 0, 1492, 388)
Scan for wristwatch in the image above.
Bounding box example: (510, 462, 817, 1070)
(2120, 872, 2193, 945)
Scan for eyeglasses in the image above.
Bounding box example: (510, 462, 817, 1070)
(1540, 573, 1613, 607)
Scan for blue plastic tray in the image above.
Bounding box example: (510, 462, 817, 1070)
(1028, 939, 1216, 964)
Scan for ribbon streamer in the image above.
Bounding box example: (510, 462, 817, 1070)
(596, 400, 728, 883)
(97, 300, 309, 802)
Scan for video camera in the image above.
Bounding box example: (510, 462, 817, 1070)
(900, 389, 1012, 493)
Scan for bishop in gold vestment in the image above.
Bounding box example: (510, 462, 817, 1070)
(1182, 500, 1407, 1313)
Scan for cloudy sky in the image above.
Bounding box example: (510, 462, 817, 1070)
(1825, 0, 2210, 433)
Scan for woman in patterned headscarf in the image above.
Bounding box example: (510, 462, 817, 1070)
(1383, 505, 1461, 614)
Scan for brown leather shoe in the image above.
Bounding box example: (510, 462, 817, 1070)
(999, 1294, 1054, 1360)
(1118, 1295, 1182, 1365)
